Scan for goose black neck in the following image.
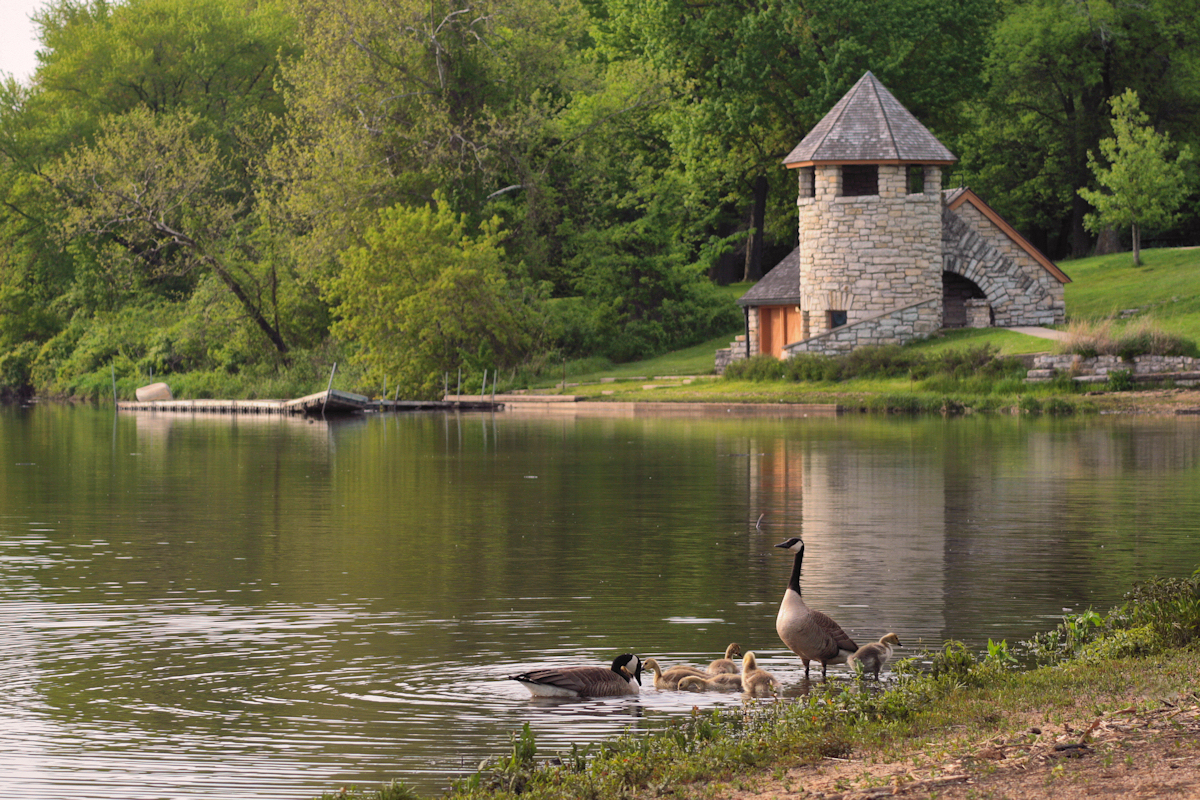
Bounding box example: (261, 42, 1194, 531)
(788, 546, 804, 595)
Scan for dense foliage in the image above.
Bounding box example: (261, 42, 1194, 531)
(2, 0, 1199, 399)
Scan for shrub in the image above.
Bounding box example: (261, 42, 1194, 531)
(724, 354, 786, 381)
(1044, 397, 1076, 415)
(1023, 567, 1200, 665)
(1107, 369, 1135, 391)
(868, 392, 940, 413)
(782, 353, 838, 382)
(840, 344, 922, 378)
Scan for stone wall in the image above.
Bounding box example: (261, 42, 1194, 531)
(1026, 353, 1200, 385)
(798, 164, 943, 337)
(784, 299, 941, 357)
(942, 204, 1065, 327)
(715, 334, 750, 375)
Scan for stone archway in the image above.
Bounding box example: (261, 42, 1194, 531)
(942, 271, 987, 328)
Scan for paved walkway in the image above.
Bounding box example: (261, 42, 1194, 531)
(1006, 326, 1070, 341)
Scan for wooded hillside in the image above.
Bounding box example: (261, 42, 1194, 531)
(1, 0, 1197, 399)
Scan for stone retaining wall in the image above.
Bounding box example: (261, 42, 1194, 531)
(1026, 354, 1200, 385)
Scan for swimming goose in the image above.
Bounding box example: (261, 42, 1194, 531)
(509, 654, 642, 697)
(848, 633, 901, 680)
(706, 643, 742, 675)
(774, 537, 858, 679)
(740, 650, 781, 697)
(643, 658, 707, 690)
(677, 673, 744, 692)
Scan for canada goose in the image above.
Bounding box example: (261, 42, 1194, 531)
(740, 650, 781, 697)
(677, 673, 744, 692)
(643, 658, 707, 690)
(706, 643, 742, 675)
(848, 633, 902, 680)
(509, 654, 642, 697)
(774, 537, 858, 679)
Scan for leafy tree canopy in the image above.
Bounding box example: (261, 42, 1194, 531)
(1079, 89, 1194, 266)
(326, 197, 544, 398)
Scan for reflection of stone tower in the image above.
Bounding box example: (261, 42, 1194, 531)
(783, 72, 955, 342)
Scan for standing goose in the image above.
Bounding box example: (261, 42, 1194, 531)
(774, 537, 858, 679)
(508, 654, 642, 697)
(643, 658, 707, 690)
(677, 673, 744, 692)
(740, 651, 781, 697)
(706, 643, 742, 675)
(848, 633, 901, 680)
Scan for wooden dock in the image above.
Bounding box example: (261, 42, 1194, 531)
(118, 390, 504, 417)
(445, 394, 843, 417)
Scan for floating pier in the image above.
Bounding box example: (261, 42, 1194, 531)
(117, 390, 504, 416)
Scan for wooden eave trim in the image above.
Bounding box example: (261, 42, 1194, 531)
(785, 159, 957, 169)
(738, 297, 803, 308)
(947, 190, 1071, 284)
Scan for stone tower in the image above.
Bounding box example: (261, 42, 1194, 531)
(782, 72, 956, 342)
(719, 72, 1068, 369)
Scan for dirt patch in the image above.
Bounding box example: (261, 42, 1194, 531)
(708, 699, 1200, 799)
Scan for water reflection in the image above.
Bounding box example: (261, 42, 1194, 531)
(0, 406, 1197, 798)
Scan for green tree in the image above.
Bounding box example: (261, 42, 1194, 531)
(594, 0, 995, 281)
(47, 108, 295, 361)
(1078, 90, 1193, 266)
(959, 0, 1200, 258)
(326, 198, 542, 398)
(275, 0, 594, 278)
(0, 0, 302, 390)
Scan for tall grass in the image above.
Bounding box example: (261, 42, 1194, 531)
(1059, 316, 1199, 359)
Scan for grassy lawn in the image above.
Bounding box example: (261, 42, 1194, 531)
(1062, 246, 1200, 342)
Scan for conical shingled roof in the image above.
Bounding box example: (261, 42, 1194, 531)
(783, 72, 956, 167)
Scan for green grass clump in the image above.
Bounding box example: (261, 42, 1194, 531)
(1023, 567, 1200, 665)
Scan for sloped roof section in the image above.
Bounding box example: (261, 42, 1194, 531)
(783, 72, 957, 167)
(737, 248, 801, 306)
(945, 188, 1071, 284)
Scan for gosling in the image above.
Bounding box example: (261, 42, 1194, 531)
(707, 643, 742, 674)
(740, 650, 781, 697)
(847, 633, 902, 680)
(677, 673, 744, 692)
(643, 658, 707, 690)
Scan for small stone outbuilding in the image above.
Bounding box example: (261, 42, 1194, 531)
(718, 72, 1069, 368)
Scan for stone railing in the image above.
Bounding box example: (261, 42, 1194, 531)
(784, 299, 941, 357)
(1025, 354, 1200, 385)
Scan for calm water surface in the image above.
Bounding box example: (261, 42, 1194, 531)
(0, 404, 1197, 799)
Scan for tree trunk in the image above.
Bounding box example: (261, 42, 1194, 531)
(1093, 227, 1122, 256)
(203, 254, 292, 365)
(1069, 191, 1092, 259)
(742, 174, 768, 282)
(1132, 222, 1142, 267)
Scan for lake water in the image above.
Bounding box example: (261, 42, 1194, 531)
(0, 404, 1197, 799)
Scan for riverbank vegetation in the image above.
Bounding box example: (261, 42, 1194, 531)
(2, 0, 1199, 403)
(318, 567, 1200, 800)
